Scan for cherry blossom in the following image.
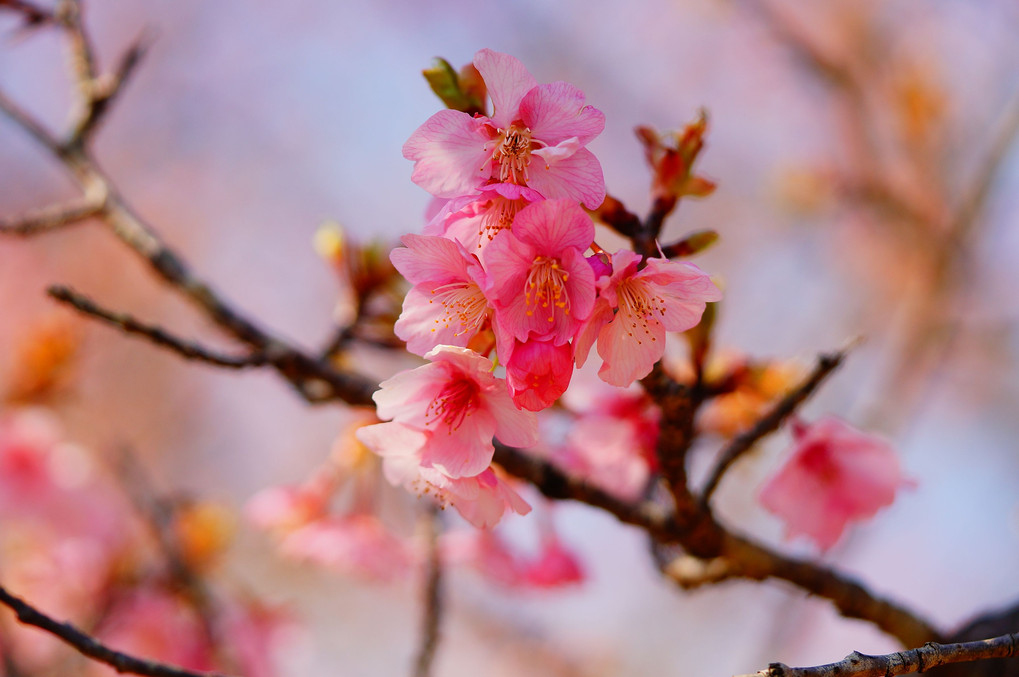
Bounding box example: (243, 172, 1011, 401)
(365, 433, 532, 527)
(484, 199, 597, 346)
(356, 346, 538, 479)
(391, 234, 492, 356)
(576, 249, 721, 387)
(424, 183, 544, 254)
(443, 528, 584, 588)
(759, 417, 912, 550)
(279, 514, 416, 581)
(503, 337, 574, 411)
(403, 49, 606, 208)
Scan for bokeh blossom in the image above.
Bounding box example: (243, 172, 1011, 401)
(759, 417, 912, 550)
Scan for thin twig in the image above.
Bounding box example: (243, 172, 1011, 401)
(113, 448, 241, 674)
(48, 285, 271, 369)
(0, 87, 64, 156)
(493, 444, 682, 544)
(736, 634, 1018, 677)
(0, 0, 54, 26)
(0, 583, 232, 677)
(945, 92, 1019, 252)
(413, 507, 444, 677)
(67, 30, 152, 149)
(699, 346, 849, 504)
(0, 196, 105, 235)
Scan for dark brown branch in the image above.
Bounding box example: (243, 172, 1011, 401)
(48, 285, 271, 369)
(493, 443, 683, 544)
(494, 442, 939, 647)
(0, 583, 231, 677)
(413, 507, 444, 677)
(699, 346, 849, 504)
(0, 195, 106, 235)
(737, 634, 1018, 677)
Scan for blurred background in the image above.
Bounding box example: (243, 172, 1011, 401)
(1, 0, 1018, 675)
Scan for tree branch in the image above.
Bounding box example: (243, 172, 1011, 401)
(736, 634, 1018, 677)
(721, 532, 941, 648)
(0, 583, 232, 677)
(0, 195, 105, 235)
(413, 507, 444, 677)
(699, 346, 849, 504)
(48, 285, 272, 369)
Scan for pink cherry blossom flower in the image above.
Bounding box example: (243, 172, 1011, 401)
(485, 199, 597, 346)
(759, 417, 912, 551)
(220, 601, 296, 677)
(424, 183, 544, 254)
(356, 346, 538, 479)
(503, 337, 574, 412)
(403, 49, 606, 208)
(391, 234, 493, 356)
(556, 416, 652, 501)
(524, 535, 585, 588)
(364, 429, 531, 528)
(442, 529, 583, 588)
(576, 249, 722, 387)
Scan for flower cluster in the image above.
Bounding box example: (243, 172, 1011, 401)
(356, 49, 721, 528)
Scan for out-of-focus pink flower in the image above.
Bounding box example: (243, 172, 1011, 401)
(557, 417, 651, 501)
(391, 234, 493, 356)
(403, 49, 606, 208)
(503, 337, 574, 412)
(245, 475, 334, 533)
(759, 417, 912, 550)
(357, 346, 538, 479)
(279, 514, 415, 582)
(0, 409, 131, 549)
(443, 529, 583, 588)
(88, 589, 214, 675)
(576, 249, 721, 387)
(485, 199, 597, 346)
(525, 536, 585, 588)
(221, 601, 296, 677)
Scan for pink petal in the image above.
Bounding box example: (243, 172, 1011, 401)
(394, 287, 473, 355)
(372, 363, 449, 424)
(526, 147, 606, 208)
(574, 297, 613, 368)
(505, 339, 574, 412)
(425, 345, 497, 386)
(473, 49, 537, 129)
(355, 422, 428, 487)
(421, 409, 496, 478)
(596, 310, 666, 387)
(560, 246, 597, 323)
(519, 82, 605, 145)
(403, 109, 492, 198)
(391, 234, 472, 284)
(512, 199, 595, 254)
